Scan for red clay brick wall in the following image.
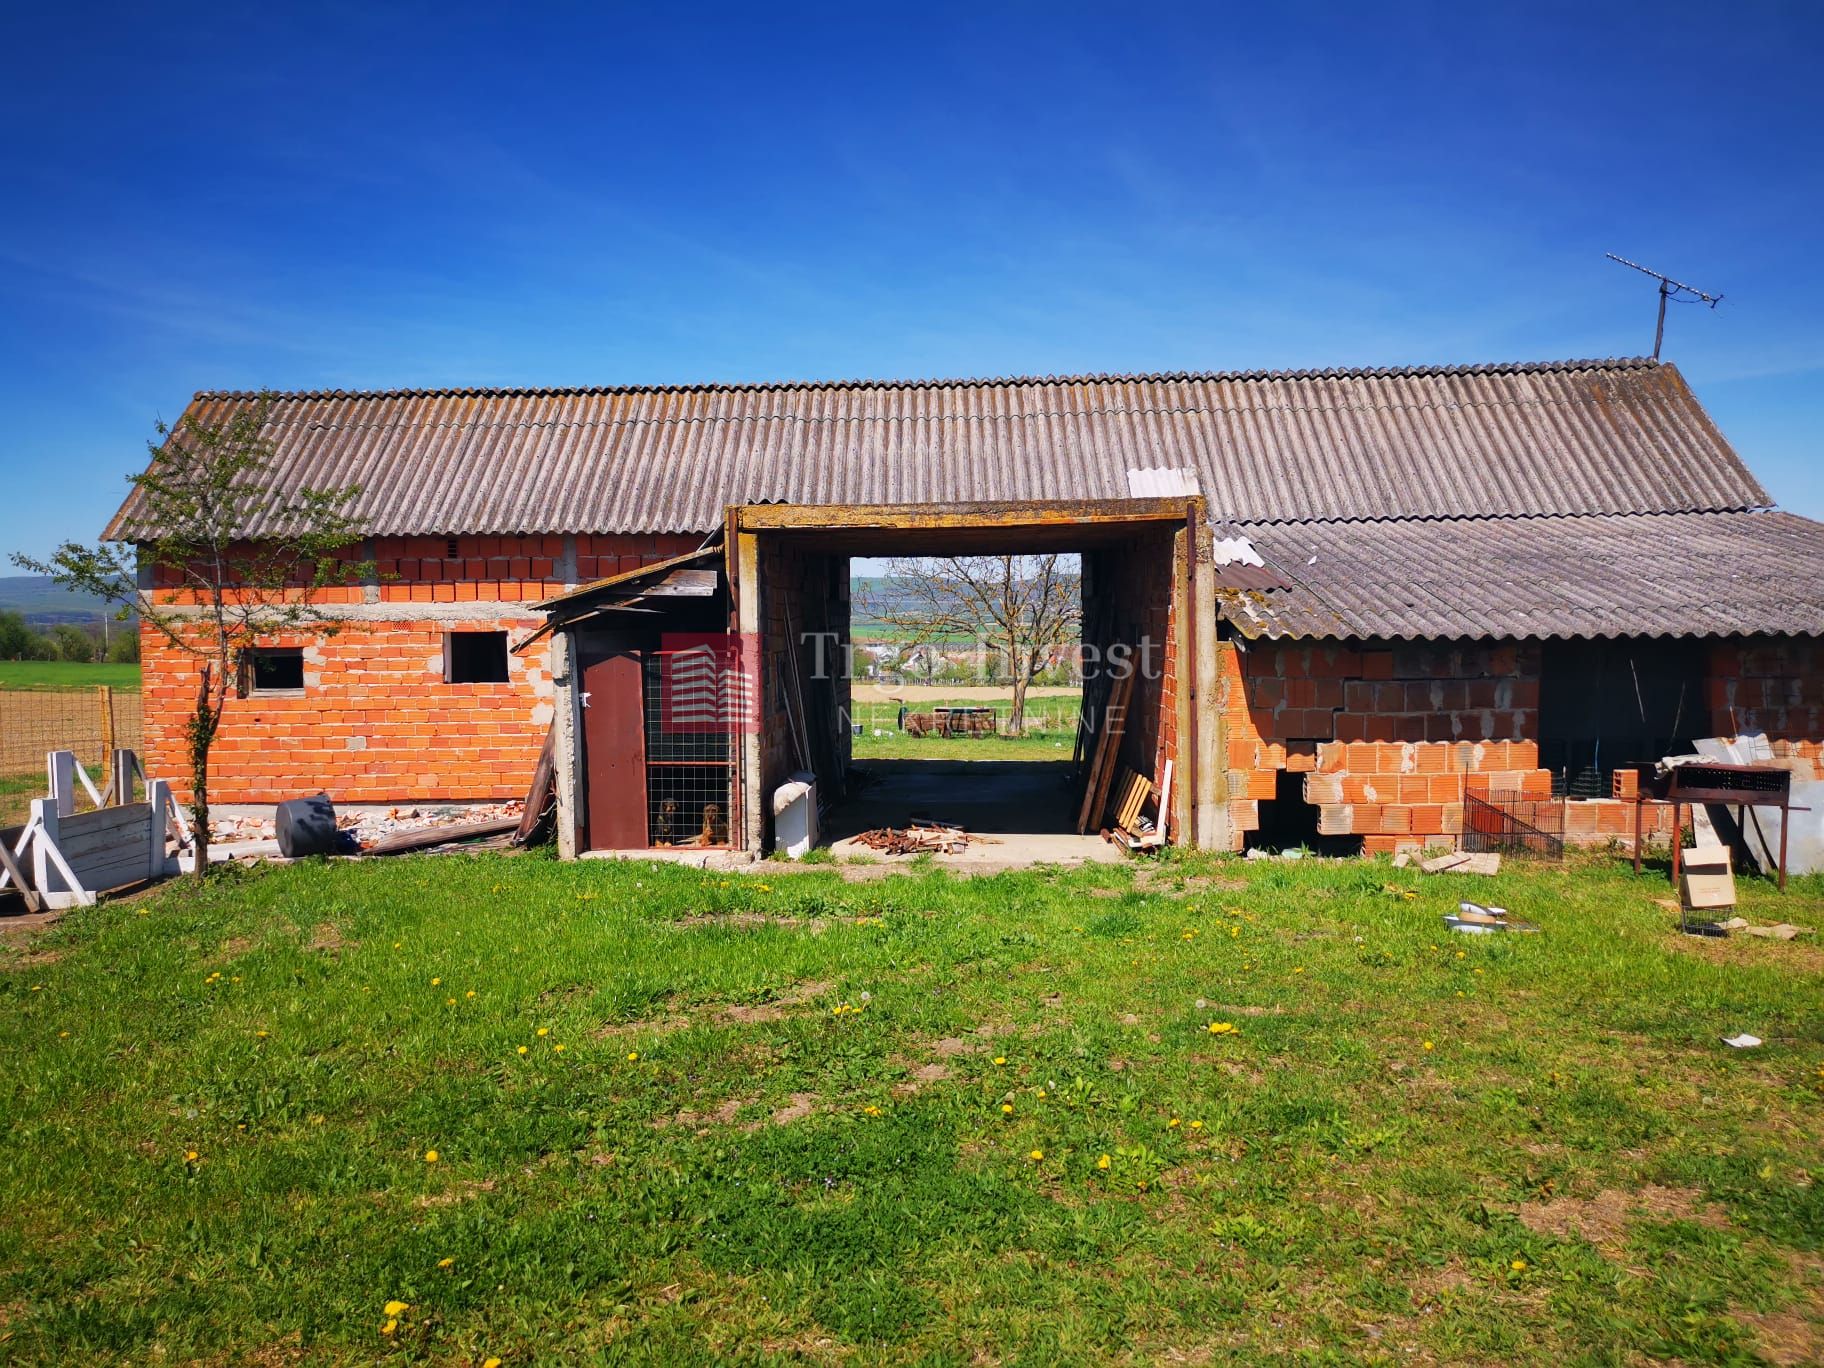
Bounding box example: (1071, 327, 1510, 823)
(140, 532, 699, 803)
(1219, 637, 1678, 854)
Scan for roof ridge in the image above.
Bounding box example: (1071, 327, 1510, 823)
(1232, 504, 1777, 529)
(193, 356, 1662, 403)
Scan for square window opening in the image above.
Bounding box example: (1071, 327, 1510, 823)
(246, 648, 304, 694)
(446, 630, 510, 684)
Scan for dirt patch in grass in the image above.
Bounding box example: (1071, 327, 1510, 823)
(723, 980, 832, 1024)
(765, 1093, 817, 1127)
(1736, 1306, 1824, 1367)
(596, 979, 833, 1037)
(413, 1179, 496, 1207)
(1406, 1261, 1473, 1306)
(1135, 872, 1248, 896)
(305, 923, 348, 954)
(659, 1095, 757, 1132)
(1516, 1184, 1727, 1250)
(1669, 930, 1824, 975)
(3, 946, 62, 966)
(895, 1061, 953, 1096)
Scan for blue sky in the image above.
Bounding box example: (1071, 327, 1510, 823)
(1, 2, 1818, 562)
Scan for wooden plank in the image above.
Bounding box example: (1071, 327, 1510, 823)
(633, 568, 719, 597)
(0, 831, 41, 913)
(31, 800, 93, 908)
(1076, 669, 1133, 833)
(54, 804, 153, 861)
(78, 855, 151, 894)
(365, 817, 518, 857)
(515, 725, 557, 845)
(1113, 768, 1152, 832)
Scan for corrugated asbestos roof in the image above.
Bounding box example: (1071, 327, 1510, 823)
(1222, 510, 1824, 641)
(103, 358, 1768, 539)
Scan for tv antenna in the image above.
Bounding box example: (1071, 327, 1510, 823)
(1605, 253, 1721, 360)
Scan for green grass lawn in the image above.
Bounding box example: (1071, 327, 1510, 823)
(3, 851, 1822, 1364)
(0, 660, 140, 691)
(851, 694, 1081, 761)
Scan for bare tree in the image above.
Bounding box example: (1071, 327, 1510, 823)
(865, 555, 1080, 734)
(14, 395, 369, 881)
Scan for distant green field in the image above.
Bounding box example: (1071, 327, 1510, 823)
(850, 693, 1080, 760)
(0, 661, 141, 691)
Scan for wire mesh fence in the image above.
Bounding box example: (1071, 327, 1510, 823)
(0, 687, 144, 777)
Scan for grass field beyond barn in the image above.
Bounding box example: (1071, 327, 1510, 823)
(3, 852, 1822, 1364)
(0, 661, 140, 691)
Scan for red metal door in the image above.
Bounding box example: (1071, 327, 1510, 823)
(578, 633, 648, 849)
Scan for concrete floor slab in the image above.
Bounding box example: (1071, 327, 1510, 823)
(823, 760, 1124, 869)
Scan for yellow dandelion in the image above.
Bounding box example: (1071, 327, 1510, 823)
(1510, 1258, 1527, 1272)
(993, 1056, 1006, 1066)
(446, 998, 456, 1006)
(626, 1051, 639, 1063)
(424, 1149, 439, 1163)
(466, 990, 477, 999)
(552, 1043, 566, 1053)
(516, 1045, 529, 1056)
(1167, 1117, 1181, 1129)
(1096, 1153, 1111, 1170)
(1292, 967, 1305, 975)
(1189, 1120, 1204, 1130)
(431, 977, 441, 986)
(381, 1318, 398, 1335)
(536, 1027, 549, 1037)
(484, 1359, 502, 1368)
(1422, 1040, 1434, 1051)
(1035, 1088, 1046, 1099)
(384, 1299, 410, 1317)
(184, 1149, 199, 1162)
(1207, 1021, 1236, 1035)
(1001, 1103, 1014, 1115)
(863, 1104, 882, 1117)
(438, 1257, 455, 1268)
(1028, 1149, 1043, 1161)
(135, 907, 148, 915)
(58, 1030, 70, 1038)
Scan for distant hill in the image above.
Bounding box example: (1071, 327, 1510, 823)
(0, 575, 112, 625)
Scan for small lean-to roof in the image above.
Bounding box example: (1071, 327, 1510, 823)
(1221, 510, 1824, 641)
(103, 358, 1767, 539)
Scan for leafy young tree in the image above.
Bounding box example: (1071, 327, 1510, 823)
(14, 395, 369, 881)
(0, 609, 38, 661)
(49, 623, 95, 663)
(864, 555, 1080, 735)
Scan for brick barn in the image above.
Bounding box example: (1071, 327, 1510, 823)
(107, 357, 1824, 858)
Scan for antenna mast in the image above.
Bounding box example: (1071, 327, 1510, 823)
(1605, 253, 1721, 360)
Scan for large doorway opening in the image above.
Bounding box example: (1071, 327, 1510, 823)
(731, 500, 1205, 860)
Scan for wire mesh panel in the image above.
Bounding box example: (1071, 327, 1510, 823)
(643, 649, 732, 847)
(0, 688, 143, 776)
(1462, 792, 1565, 859)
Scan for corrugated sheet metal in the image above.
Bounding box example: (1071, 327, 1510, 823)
(103, 358, 1768, 539)
(1223, 510, 1824, 641)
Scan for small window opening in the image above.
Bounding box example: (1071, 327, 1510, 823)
(445, 538, 460, 559)
(246, 648, 304, 694)
(446, 630, 510, 684)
